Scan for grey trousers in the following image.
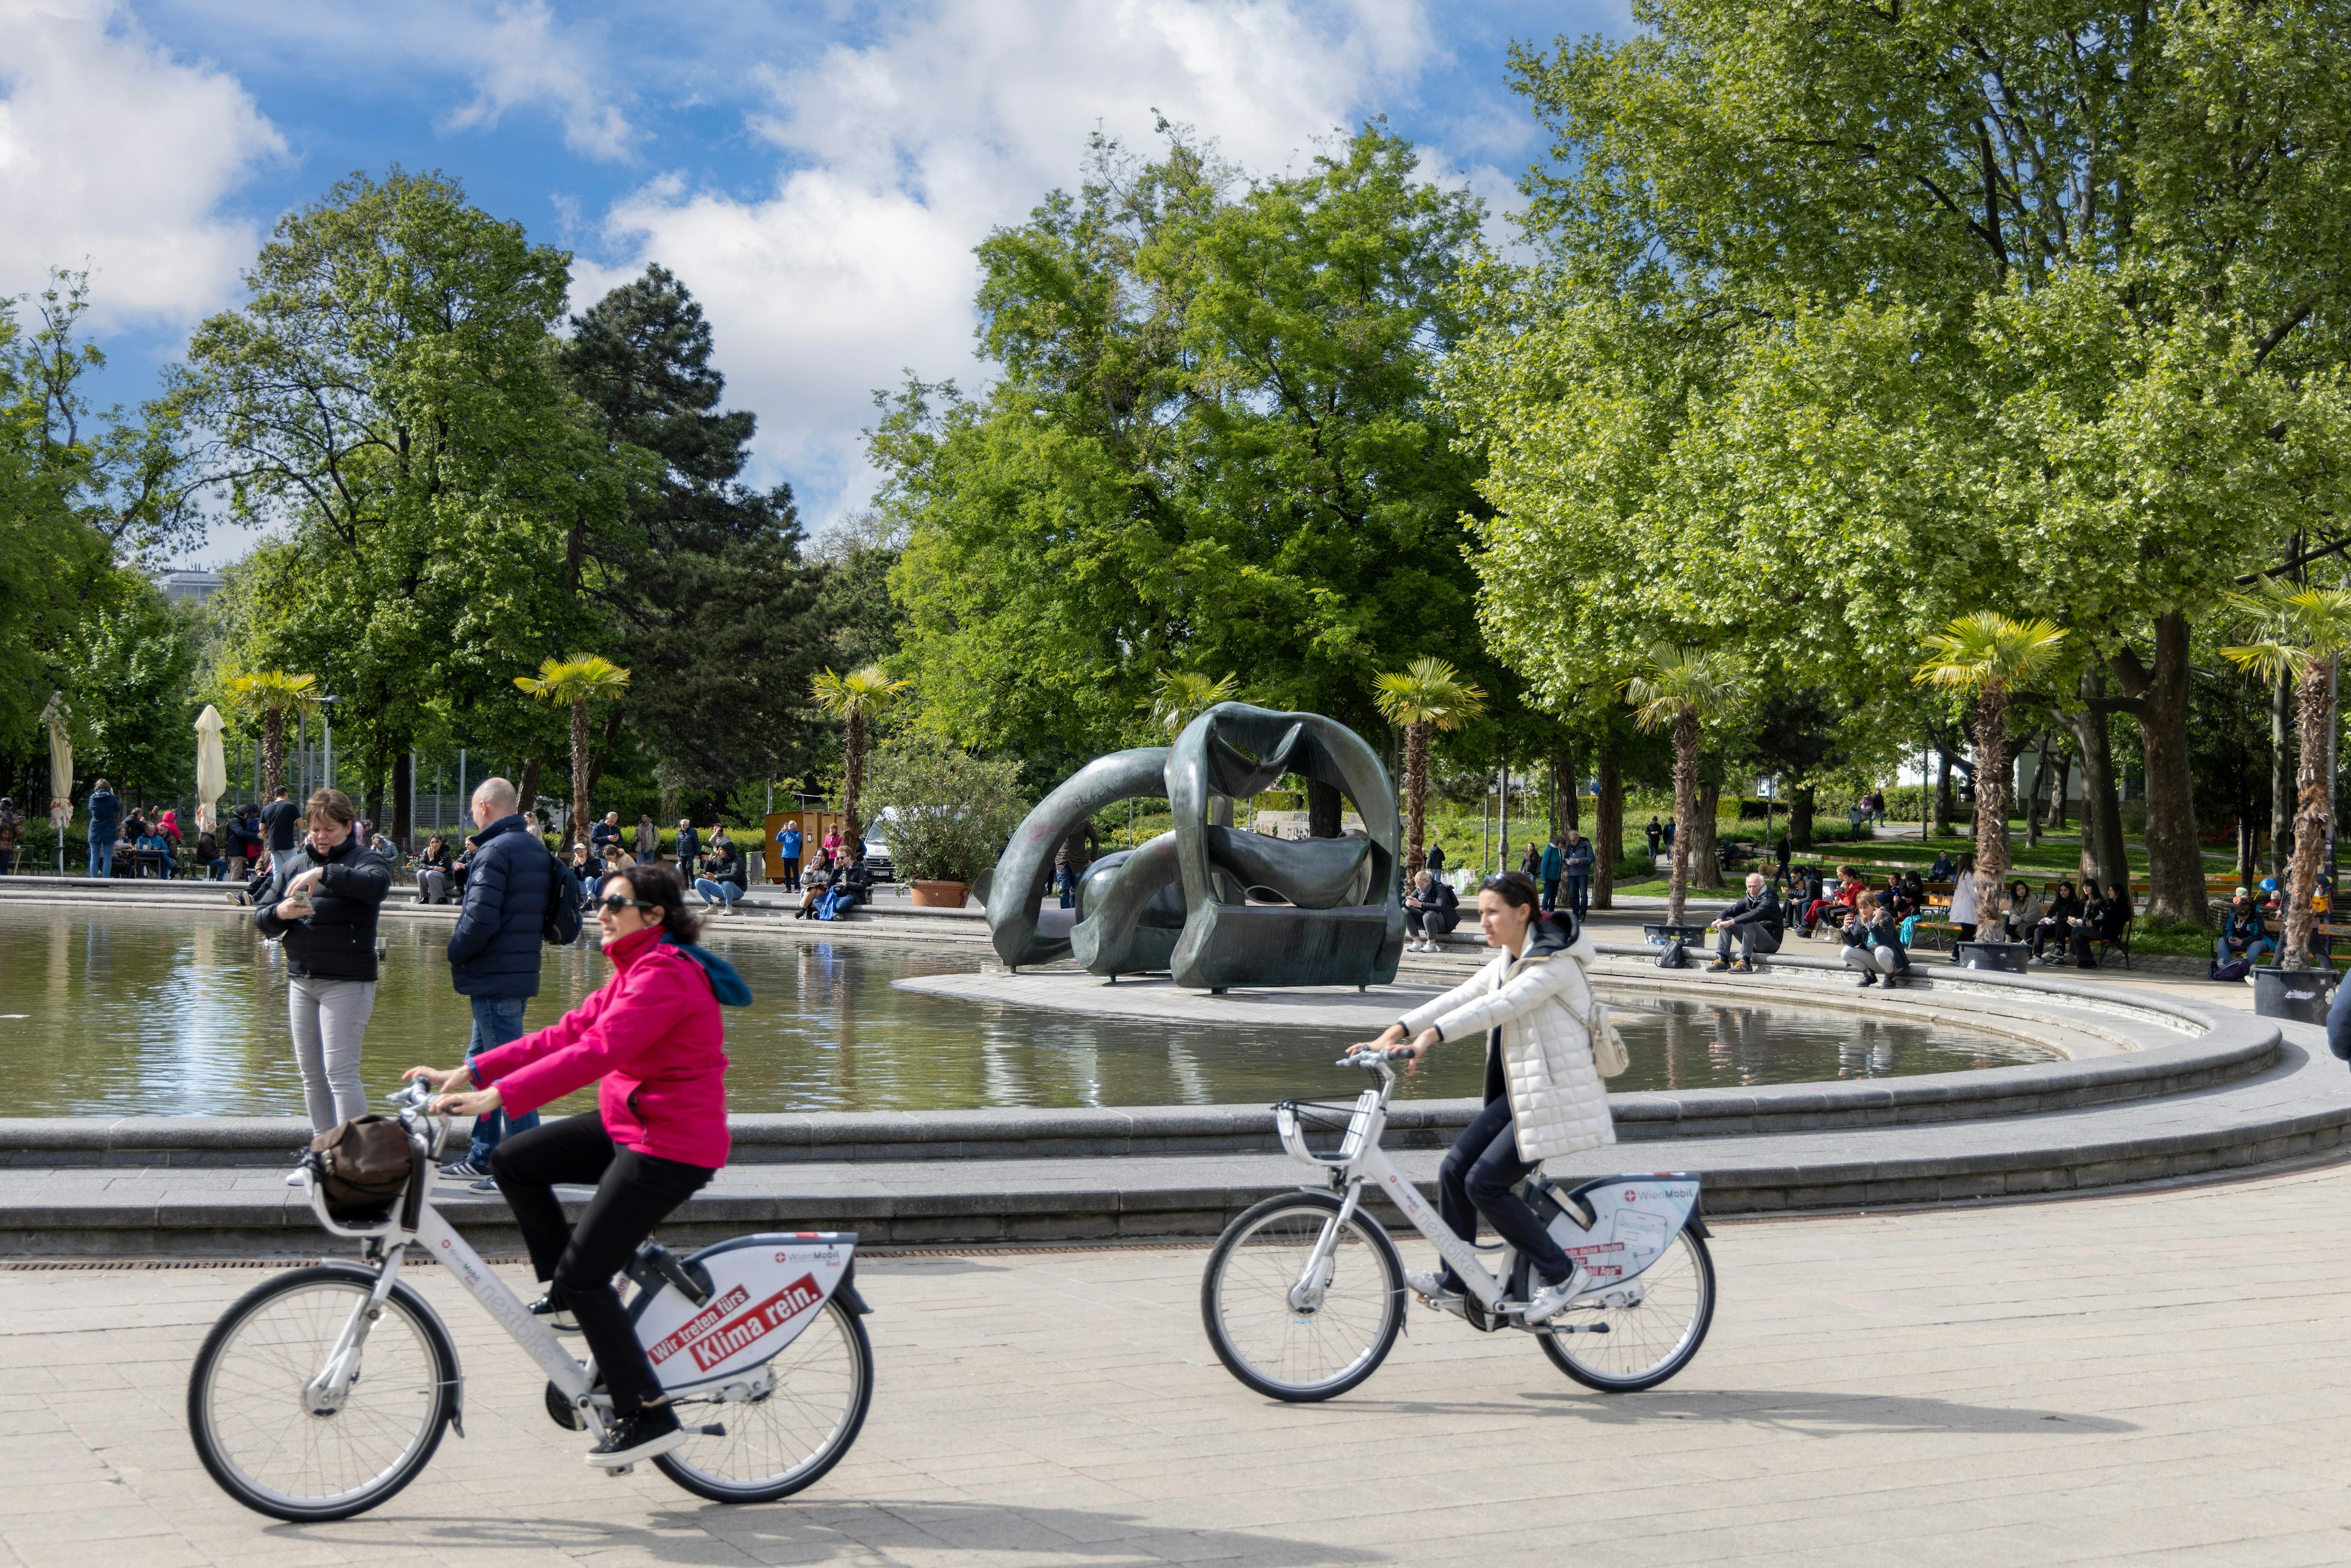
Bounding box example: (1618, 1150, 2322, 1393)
(288, 977, 376, 1133)
(1842, 944, 1907, 976)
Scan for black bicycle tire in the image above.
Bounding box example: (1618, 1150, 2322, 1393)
(1201, 1191, 1404, 1403)
(652, 1297, 874, 1503)
(1537, 1228, 1715, 1393)
(187, 1262, 457, 1522)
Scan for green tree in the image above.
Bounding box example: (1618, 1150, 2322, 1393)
(878, 125, 1507, 760)
(514, 655, 631, 849)
(2219, 585, 2351, 969)
(810, 664, 911, 846)
(1913, 614, 2069, 918)
(559, 266, 831, 803)
(863, 732, 1031, 888)
(1455, 2, 2351, 928)
(179, 168, 618, 842)
(1624, 645, 1744, 926)
(1372, 657, 1487, 876)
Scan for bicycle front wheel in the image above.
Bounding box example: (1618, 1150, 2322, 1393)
(187, 1262, 456, 1521)
(1201, 1191, 1403, 1402)
(654, 1296, 873, 1503)
(1536, 1228, 1715, 1392)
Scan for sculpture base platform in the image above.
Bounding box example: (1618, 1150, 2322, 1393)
(893, 969, 1440, 1029)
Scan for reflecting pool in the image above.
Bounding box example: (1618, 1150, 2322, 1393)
(0, 907, 2054, 1117)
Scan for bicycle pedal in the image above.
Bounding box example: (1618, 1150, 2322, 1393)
(690, 1422, 727, 1438)
(602, 1463, 636, 1476)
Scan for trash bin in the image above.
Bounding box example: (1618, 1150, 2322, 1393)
(2253, 966, 2340, 1025)
(1954, 940, 2030, 973)
(1643, 923, 1709, 948)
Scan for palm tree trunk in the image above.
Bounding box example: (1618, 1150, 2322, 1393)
(2284, 656, 2336, 968)
(568, 698, 591, 850)
(1594, 732, 1622, 911)
(261, 711, 285, 797)
(1403, 721, 1429, 876)
(1973, 685, 2011, 919)
(843, 709, 866, 846)
(1669, 710, 1698, 926)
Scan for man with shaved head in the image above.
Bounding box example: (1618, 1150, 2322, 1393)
(441, 776, 556, 1185)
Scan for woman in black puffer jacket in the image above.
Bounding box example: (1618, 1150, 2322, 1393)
(254, 789, 390, 1132)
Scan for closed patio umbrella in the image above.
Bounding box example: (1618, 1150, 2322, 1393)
(195, 705, 227, 832)
(42, 692, 70, 872)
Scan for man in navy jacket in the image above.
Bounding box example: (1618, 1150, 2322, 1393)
(86, 779, 120, 877)
(441, 777, 553, 1183)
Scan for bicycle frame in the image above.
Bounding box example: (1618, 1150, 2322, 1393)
(1274, 1058, 1705, 1319)
(1275, 1063, 1520, 1311)
(296, 1105, 603, 1434)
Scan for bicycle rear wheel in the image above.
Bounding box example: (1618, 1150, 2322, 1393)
(187, 1262, 456, 1521)
(1536, 1228, 1714, 1392)
(654, 1297, 873, 1502)
(1201, 1191, 1403, 1402)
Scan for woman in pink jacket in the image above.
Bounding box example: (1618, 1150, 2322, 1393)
(406, 862, 730, 1468)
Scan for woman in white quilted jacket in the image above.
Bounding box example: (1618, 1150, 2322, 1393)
(1349, 870, 1613, 1324)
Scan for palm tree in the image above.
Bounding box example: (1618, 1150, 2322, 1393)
(1372, 658, 1487, 876)
(2221, 584, 2351, 968)
(514, 655, 631, 848)
(1146, 670, 1240, 734)
(226, 671, 320, 797)
(1913, 612, 2069, 925)
(810, 664, 912, 846)
(1624, 647, 1745, 927)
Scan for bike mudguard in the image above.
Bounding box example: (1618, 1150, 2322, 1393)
(631, 1232, 859, 1394)
(1533, 1175, 1703, 1288)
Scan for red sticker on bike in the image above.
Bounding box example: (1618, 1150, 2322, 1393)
(645, 1285, 751, 1365)
(669, 1275, 825, 1373)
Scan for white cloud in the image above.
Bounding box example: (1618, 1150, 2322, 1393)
(0, 0, 284, 325)
(583, 0, 1433, 531)
(437, 0, 634, 162)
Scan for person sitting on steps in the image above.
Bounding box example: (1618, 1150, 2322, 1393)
(1840, 891, 1911, 988)
(1706, 871, 1783, 973)
(1404, 869, 1458, 953)
(1346, 872, 1611, 1327)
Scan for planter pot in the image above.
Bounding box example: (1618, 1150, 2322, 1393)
(909, 879, 970, 909)
(1954, 940, 2029, 973)
(2254, 966, 2340, 1026)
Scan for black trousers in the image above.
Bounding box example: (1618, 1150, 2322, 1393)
(490, 1109, 716, 1414)
(1435, 1096, 1576, 1291)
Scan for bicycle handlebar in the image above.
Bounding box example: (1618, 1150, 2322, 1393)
(1336, 1045, 1414, 1069)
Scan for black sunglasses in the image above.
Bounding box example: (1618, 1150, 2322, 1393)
(596, 892, 658, 912)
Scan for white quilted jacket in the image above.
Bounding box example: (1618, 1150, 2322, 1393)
(1397, 926, 1616, 1162)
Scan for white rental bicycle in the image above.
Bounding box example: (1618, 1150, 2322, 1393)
(187, 1083, 875, 1521)
(1201, 1048, 1715, 1400)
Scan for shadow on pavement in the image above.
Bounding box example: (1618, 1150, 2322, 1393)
(1504, 1386, 2140, 1435)
(328, 1500, 1388, 1564)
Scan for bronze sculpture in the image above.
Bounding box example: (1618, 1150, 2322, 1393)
(985, 703, 1404, 990)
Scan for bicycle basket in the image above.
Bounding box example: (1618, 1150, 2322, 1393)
(1272, 1095, 1377, 1163)
(308, 1115, 414, 1218)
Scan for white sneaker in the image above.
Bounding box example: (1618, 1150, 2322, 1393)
(1404, 1269, 1457, 1300)
(1522, 1272, 1583, 1324)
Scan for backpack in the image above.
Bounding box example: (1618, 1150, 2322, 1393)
(2211, 956, 2251, 983)
(308, 1116, 414, 1218)
(542, 846, 584, 947)
(1657, 939, 1690, 970)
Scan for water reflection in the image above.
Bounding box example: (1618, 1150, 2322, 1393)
(0, 907, 2051, 1117)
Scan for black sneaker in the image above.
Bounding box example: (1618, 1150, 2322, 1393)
(586, 1404, 685, 1468)
(1858, 972, 1878, 988)
(528, 1292, 580, 1332)
(1730, 959, 1755, 974)
(1704, 958, 1731, 972)
(440, 1158, 491, 1179)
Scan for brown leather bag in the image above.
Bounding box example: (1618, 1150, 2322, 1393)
(309, 1116, 415, 1217)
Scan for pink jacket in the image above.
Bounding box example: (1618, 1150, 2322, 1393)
(472, 925, 730, 1168)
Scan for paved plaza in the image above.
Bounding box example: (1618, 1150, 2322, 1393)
(7, 1160, 2351, 1566)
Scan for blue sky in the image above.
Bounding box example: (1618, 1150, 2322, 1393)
(2, 0, 1632, 565)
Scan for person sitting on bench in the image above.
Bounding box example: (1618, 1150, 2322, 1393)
(2027, 882, 2082, 962)
(2216, 890, 2274, 969)
(1706, 872, 1783, 973)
